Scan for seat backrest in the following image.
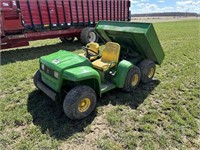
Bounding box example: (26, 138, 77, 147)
(87, 42, 99, 54)
(101, 42, 120, 63)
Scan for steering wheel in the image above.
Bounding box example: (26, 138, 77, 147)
(82, 46, 99, 59)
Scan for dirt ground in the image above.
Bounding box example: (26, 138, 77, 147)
(131, 16, 200, 22)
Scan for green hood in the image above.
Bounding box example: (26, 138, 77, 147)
(40, 50, 91, 72)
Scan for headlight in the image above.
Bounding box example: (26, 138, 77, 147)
(41, 64, 45, 70)
(54, 71, 59, 79)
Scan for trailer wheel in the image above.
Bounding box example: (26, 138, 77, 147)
(80, 27, 98, 44)
(60, 37, 75, 43)
(33, 70, 41, 89)
(138, 59, 156, 83)
(63, 85, 97, 120)
(123, 66, 141, 92)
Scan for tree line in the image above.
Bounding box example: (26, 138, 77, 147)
(132, 12, 199, 17)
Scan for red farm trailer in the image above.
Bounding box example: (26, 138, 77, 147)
(0, 0, 131, 49)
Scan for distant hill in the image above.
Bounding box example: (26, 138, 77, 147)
(132, 12, 199, 17)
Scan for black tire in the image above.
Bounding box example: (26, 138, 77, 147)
(60, 37, 75, 43)
(138, 59, 156, 83)
(80, 27, 98, 45)
(123, 66, 141, 92)
(33, 70, 41, 89)
(63, 85, 97, 120)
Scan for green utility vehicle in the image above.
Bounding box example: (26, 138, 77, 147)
(34, 21, 165, 120)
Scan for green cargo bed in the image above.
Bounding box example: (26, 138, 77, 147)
(95, 21, 165, 65)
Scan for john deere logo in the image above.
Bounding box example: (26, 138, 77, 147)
(52, 59, 60, 64)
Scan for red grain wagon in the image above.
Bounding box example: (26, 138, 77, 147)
(0, 0, 131, 49)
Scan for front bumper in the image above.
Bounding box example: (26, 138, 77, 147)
(36, 80, 57, 101)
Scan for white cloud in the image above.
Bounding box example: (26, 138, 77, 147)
(176, 0, 200, 6)
(131, 0, 200, 14)
(132, 3, 172, 14)
(131, 1, 140, 4)
(131, 0, 149, 4)
(176, 0, 200, 13)
(158, 0, 165, 3)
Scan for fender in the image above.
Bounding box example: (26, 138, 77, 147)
(62, 66, 101, 96)
(111, 60, 133, 88)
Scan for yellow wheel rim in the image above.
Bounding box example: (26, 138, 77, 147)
(148, 68, 155, 78)
(131, 74, 139, 87)
(78, 98, 91, 112)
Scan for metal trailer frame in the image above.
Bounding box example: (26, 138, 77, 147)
(0, 0, 131, 49)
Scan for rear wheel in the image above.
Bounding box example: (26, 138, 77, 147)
(123, 66, 141, 92)
(80, 27, 98, 44)
(138, 59, 156, 83)
(60, 37, 75, 43)
(63, 86, 97, 120)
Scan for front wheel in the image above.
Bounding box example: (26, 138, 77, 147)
(33, 70, 41, 89)
(63, 86, 97, 120)
(123, 66, 141, 92)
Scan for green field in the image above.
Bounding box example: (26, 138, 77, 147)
(0, 19, 200, 150)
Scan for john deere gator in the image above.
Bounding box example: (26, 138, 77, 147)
(34, 21, 165, 120)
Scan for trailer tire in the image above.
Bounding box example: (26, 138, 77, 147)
(63, 85, 97, 120)
(123, 66, 141, 92)
(34, 70, 41, 89)
(80, 27, 98, 44)
(60, 37, 75, 43)
(138, 59, 156, 83)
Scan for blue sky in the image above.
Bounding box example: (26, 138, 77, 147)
(131, 0, 200, 14)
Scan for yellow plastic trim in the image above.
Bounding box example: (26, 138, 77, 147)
(148, 68, 155, 78)
(79, 42, 99, 61)
(87, 42, 99, 54)
(78, 98, 91, 112)
(131, 74, 139, 86)
(92, 42, 120, 71)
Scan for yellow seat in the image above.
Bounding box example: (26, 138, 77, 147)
(79, 42, 99, 61)
(92, 42, 120, 71)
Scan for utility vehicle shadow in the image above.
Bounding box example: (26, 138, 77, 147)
(27, 79, 160, 140)
(99, 80, 160, 109)
(27, 90, 96, 140)
(1, 40, 82, 65)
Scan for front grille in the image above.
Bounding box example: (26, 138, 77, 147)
(41, 64, 54, 77)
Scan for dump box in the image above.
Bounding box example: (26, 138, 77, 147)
(95, 21, 165, 65)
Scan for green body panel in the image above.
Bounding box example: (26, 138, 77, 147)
(40, 70, 60, 92)
(111, 60, 133, 88)
(100, 82, 116, 94)
(40, 50, 91, 72)
(95, 21, 165, 65)
(63, 66, 100, 82)
(62, 66, 101, 96)
(40, 50, 92, 93)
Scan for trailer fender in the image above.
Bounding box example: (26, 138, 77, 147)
(111, 60, 133, 88)
(62, 66, 101, 96)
